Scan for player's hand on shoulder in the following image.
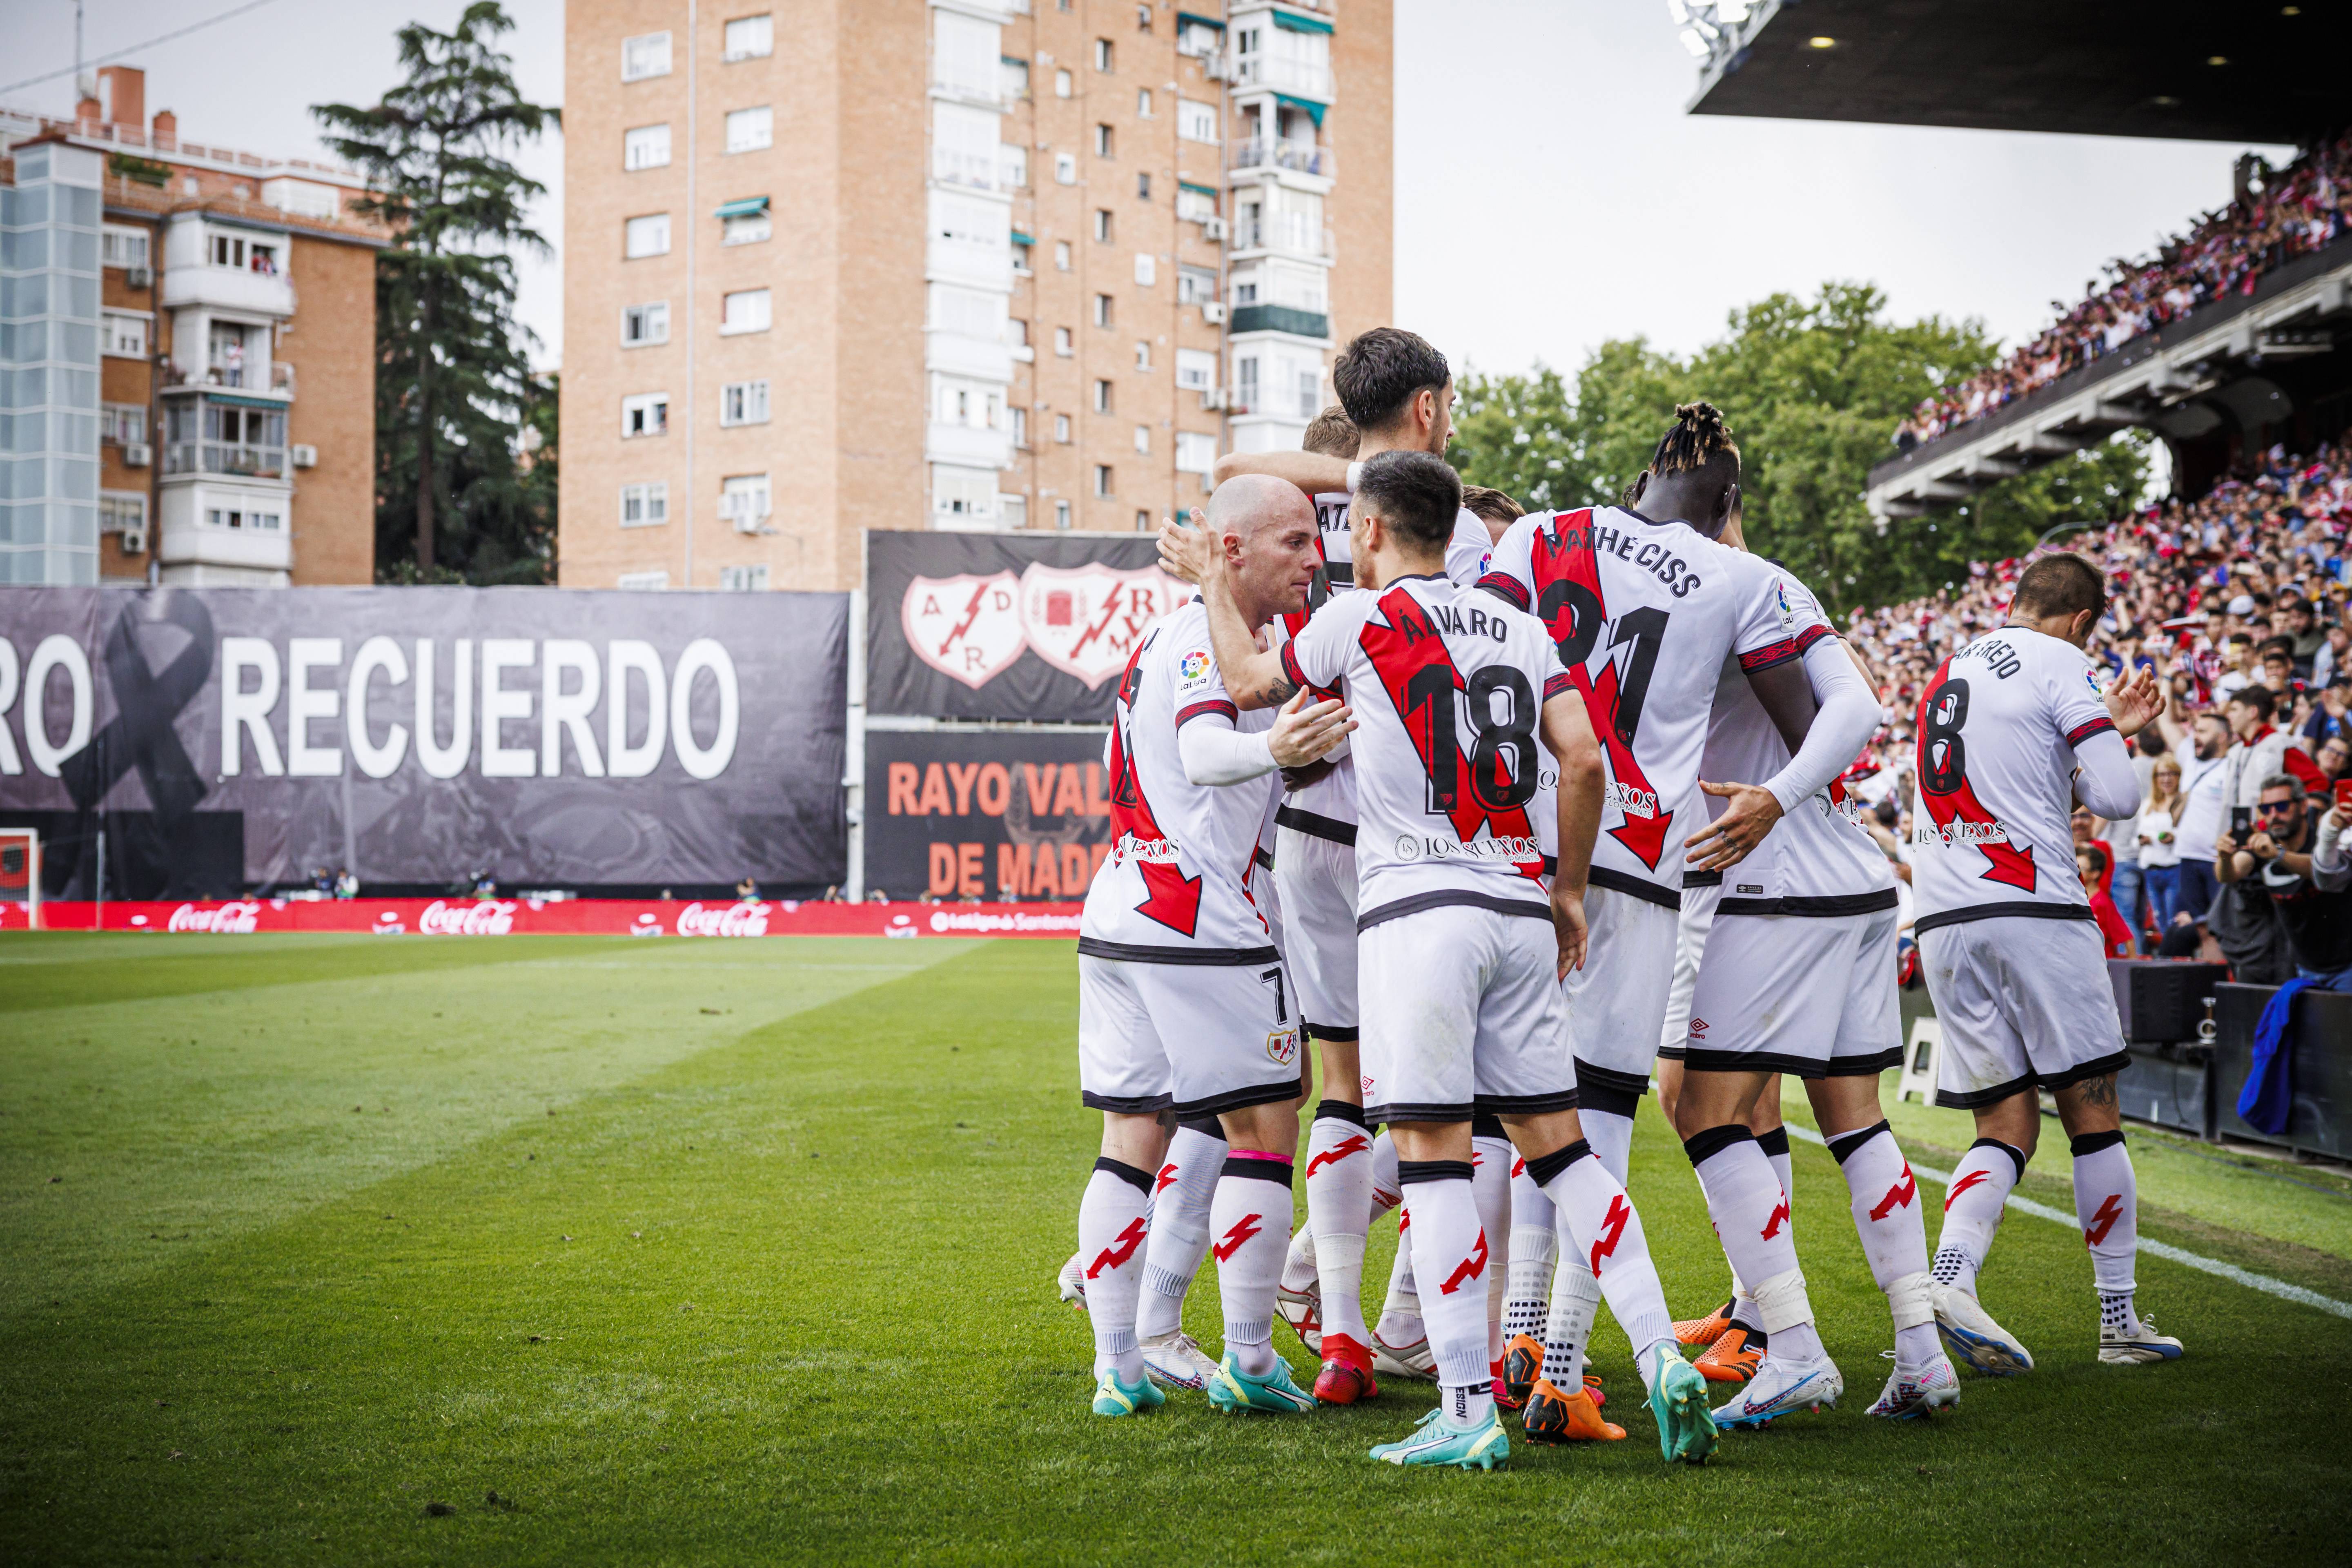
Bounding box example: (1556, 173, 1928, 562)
(1550, 883, 1589, 978)
(1267, 690, 1355, 770)
(1684, 780, 1784, 871)
(1158, 510, 1218, 586)
(2105, 665, 2163, 736)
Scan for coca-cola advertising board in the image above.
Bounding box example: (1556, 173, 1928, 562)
(861, 728, 1115, 903)
(0, 586, 849, 898)
(864, 531, 1191, 722)
(5, 898, 1082, 938)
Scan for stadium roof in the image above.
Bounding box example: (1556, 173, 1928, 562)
(1683, 0, 2350, 147)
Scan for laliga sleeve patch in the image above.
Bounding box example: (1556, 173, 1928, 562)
(1176, 648, 1216, 694)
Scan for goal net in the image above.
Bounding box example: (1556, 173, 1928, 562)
(0, 829, 39, 930)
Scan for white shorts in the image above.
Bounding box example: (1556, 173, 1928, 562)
(1358, 903, 1575, 1123)
(1559, 884, 1679, 1108)
(1658, 876, 1722, 1054)
(1079, 954, 1303, 1119)
(1274, 823, 1358, 1040)
(1666, 906, 1904, 1078)
(1918, 914, 2130, 1108)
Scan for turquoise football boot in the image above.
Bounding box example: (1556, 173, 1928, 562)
(1368, 1406, 1510, 1471)
(1091, 1365, 1166, 1417)
(1649, 1356, 1721, 1463)
(1205, 1350, 1317, 1414)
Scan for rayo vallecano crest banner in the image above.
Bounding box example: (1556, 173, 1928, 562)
(864, 532, 1189, 721)
(0, 586, 849, 897)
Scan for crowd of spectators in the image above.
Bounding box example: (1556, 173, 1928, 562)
(1838, 434, 2352, 982)
(1893, 134, 2352, 453)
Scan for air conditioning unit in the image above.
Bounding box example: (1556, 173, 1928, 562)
(1201, 388, 1231, 412)
(1201, 302, 1226, 324)
(122, 441, 151, 468)
(720, 492, 772, 533)
(120, 525, 147, 555)
(127, 265, 152, 288)
(1201, 216, 1227, 242)
(290, 443, 318, 469)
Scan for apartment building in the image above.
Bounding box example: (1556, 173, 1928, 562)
(560, 0, 1392, 592)
(0, 67, 387, 587)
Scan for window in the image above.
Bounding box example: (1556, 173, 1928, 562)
(102, 403, 146, 445)
(1093, 294, 1113, 327)
(102, 313, 147, 359)
(1179, 99, 1218, 143)
(1054, 241, 1072, 270)
(934, 10, 1000, 99)
(1176, 347, 1217, 390)
(1134, 510, 1152, 532)
(1012, 237, 1033, 274)
(1094, 123, 1114, 158)
(1055, 413, 1072, 443)
(1177, 185, 1218, 223)
(721, 379, 771, 426)
(721, 288, 772, 334)
(1054, 69, 1073, 98)
(1136, 2, 1153, 31)
(723, 209, 772, 245)
(1133, 424, 1150, 454)
(1008, 318, 1031, 351)
(620, 482, 670, 527)
(622, 393, 669, 438)
(1178, 17, 1222, 56)
(724, 14, 773, 60)
(933, 467, 998, 524)
(102, 492, 147, 536)
(932, 284, 1005, 341)
(623, 31, 673, 81)
(1176, 431, 1217, 473)
(1134, 341, 1151, 370)
(1177, 266, 1217, 306)
(619, 571, 670, 590)
(1237, 355, 1258, 410)
(1093, 379, 1113, 413)
(1093, 464, 1113, 497)
(1095, 38, 1114, 71)
(1054, 326, 1074, 357)
(1010, 407, 1029, 446)
(1094, 209, 1113, 242)
(720, 472, 771, 528)
(1133, 254, 1156, 287)
(1296, 363, 1321, 419)
(1234, 277, 1258, 305)
(1054, 152, 1077, 185)
(623, 302, 670, 345)
(101, 225, 149, 270)
(1136, 172, 1152, 201)
(1001, 494, 1027, 530)
(1055, 499, 1073, 530)
(624, 124, 671, 169)
(1001, 56, 1031, 99)
(726, 106, 774, 153)
(205, 506, 283, 531)
(720, 564, 770, 591)
(1137, 88, 1154, 116)
(625, 214, 671, 258)
(998, 144, 1029, 188)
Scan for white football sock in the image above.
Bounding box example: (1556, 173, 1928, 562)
(1759, 1125, 1795, 1245)
(1369, 1128, 1402, 1212)
(1532, 1139, 1677, 1391)
(1399, 1162, 1494, 1413)
(1505, 1154, 1558, 1342)
(1078, 1158, 1153, 1381)
(1472, 1129, 1515, 1365)
(1377, 1201, 1423, 1343)
(1540, 1257, 1601, 1388)
(1211, 1152, 1293, 1376)
(1136, 1124, 1224, 1340)
(1827, 1118, 1940, 1366)
(1577, 1105, 1636, 1185)
(2072, 1130, 2141, 1335)
(1931, 1138, 2023, 1297)
(1305, 1103, 1376, 1347)
(1688, 1125, 1824, 1364)
(1280, 1223, 1319, 1295)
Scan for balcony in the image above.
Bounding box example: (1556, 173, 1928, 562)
(1232, 138, 1333, 178)
(926, 330, 1016, 381)
(926, 421, 1016, 470)
(162, 360, 294, 399)
(160, 259, 295, 318)
(1229, 303, 1330, 340)
(1231, 54, 1333, 101)
(165, 441, 288, 480)
(931, 145, 1007, 195)
(1232, 222, 1336, 262)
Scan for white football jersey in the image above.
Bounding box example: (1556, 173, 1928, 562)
(1907, 627, 2120, 931)
(1695, 571, 1895, 912)
(1479, 506, 1808, 908)
(1080, 599, 1283, 961)
(1281, 573, 1566, 927)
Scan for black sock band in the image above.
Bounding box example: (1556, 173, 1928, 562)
(1094, 1156, 1153, 1195)
(1314, 1099, 1368, 1130)
(1397, 1158, 1476, 1186)
(1578, 1080, 1643, 1120)
(1969, 1136, 2029, 1184)
(2070, 1128, 2127, 1158)
(1220, 1154, 1293, 1186)
(1175, 1114, 1227, 1140)
(1826, 1119, 1892, 1166)
(1755, 1125, 1792, 1158)
(1470, 1112, 1507, 1142)
(1525, 1139, 1590, 1188)
(1682, 1123, 1755, 1168)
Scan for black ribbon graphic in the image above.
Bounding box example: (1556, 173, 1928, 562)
(59, 591, 214, 823)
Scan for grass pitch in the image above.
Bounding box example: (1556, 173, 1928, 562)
(1, 934, 2347, 1566)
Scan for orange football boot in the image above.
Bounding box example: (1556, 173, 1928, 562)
(1521, 1376, 1625, 1444)
(1501, 1333, 1544, 1404)
(1674, 1298, 1736, 1347)
(1313, 1332, 1380, 1405)
(1693, 1325, 1764, 1384)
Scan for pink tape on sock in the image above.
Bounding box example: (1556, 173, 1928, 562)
(1227, 1150, 1294, 1165)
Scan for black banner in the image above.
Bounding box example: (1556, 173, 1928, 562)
(862, 728, 1113, 901)
(864, 531, 1192, 722)
(0, 586, 849, 895)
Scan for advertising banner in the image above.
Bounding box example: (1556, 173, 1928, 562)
(864, 531, 1191, 722)
(861, 727, 1115, 902)
(6, 897, 1083, 939)
(0, 586, 849, 896)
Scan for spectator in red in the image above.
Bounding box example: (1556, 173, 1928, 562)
(2079, 843, 2138, 960)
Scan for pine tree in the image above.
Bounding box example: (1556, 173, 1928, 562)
(314, 2, 558, 582)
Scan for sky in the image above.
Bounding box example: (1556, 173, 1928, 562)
(3, 0, 2294, 381)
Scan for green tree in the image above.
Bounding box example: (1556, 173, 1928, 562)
(314, 2, 558, 583)
(1450, 282, 2152, 616)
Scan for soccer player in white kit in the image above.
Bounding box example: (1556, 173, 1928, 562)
(1474, 404, 1836, 1443)
(1909, 554, 2184, 1372)
(1177, 450, 1722, 1470)
(1072, 477, 1356, 1418)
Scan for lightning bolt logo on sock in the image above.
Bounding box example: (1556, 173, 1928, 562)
(1087, 1217, 1148, 1279)
(1439, 1229, 1490, 1296)
(1761, 1195, 1791, 1239)
(1870, 1166, 1918, 1221)
(1212, 1212, 1265, 1263)
(1154, 1162, 1180, 1194)
(1945, 1168, 1991, 1210)
(1587, 1194, 1631, 1274)
(2084, 1194, 2125, 1247)
(1305, 1134, 1370, 1179)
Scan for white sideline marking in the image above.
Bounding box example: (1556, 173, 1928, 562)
(1785, 1125, 2352, 1322)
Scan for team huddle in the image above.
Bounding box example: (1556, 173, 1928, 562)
(1059, 328, 2183, 1470)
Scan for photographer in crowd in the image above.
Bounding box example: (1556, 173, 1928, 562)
(2216, 773, 2352, 982)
